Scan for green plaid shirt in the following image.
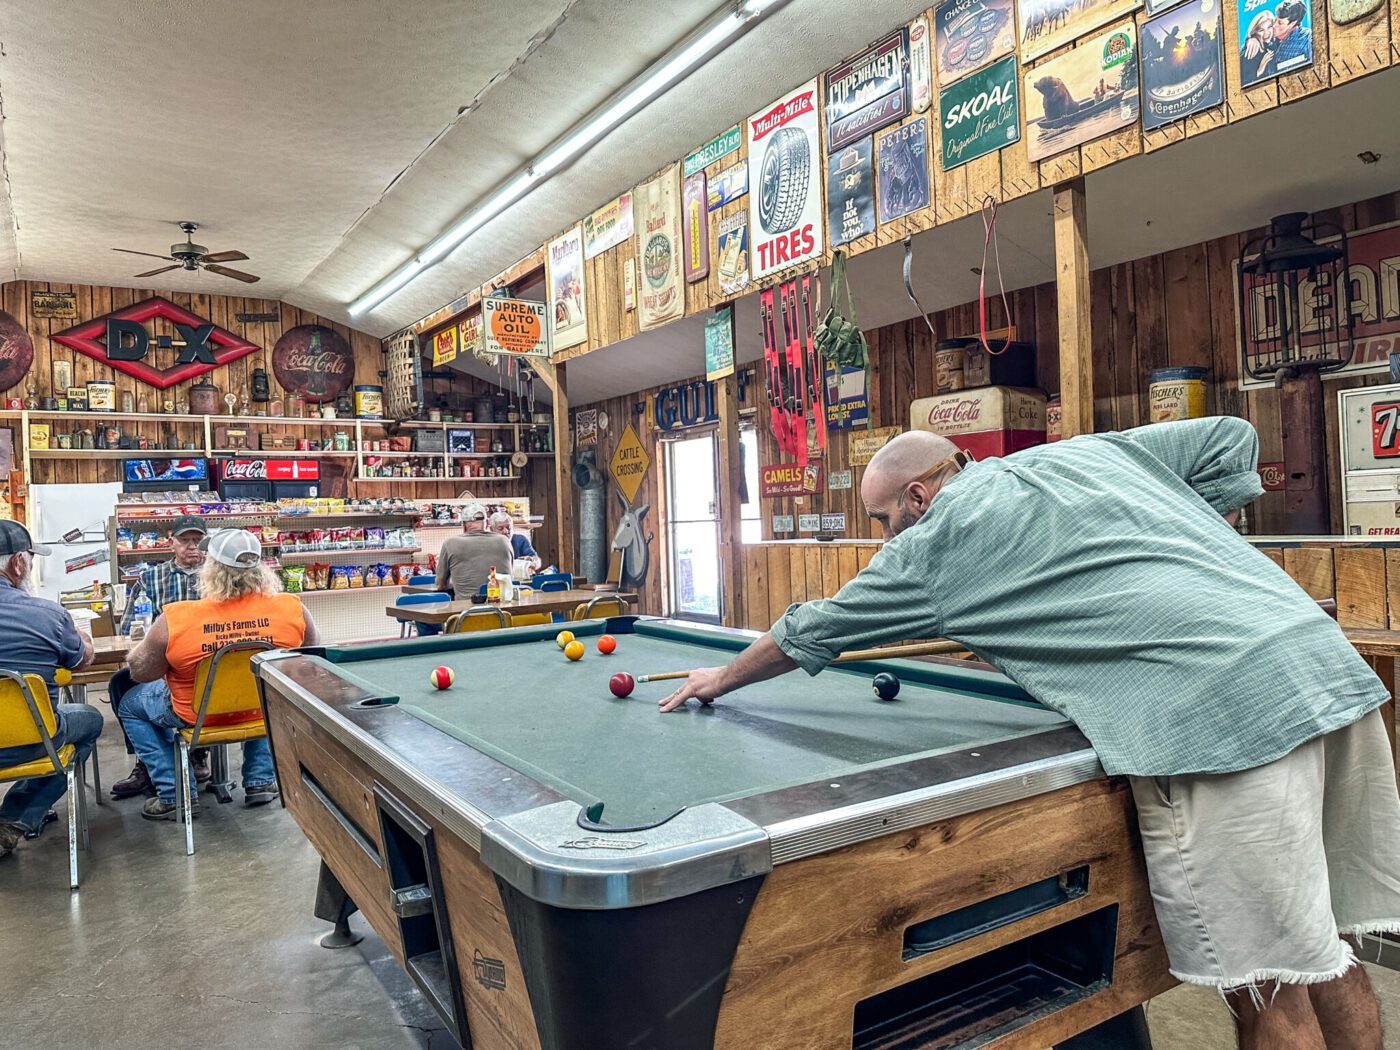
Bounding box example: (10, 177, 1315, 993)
(771, 418, 1388, 776)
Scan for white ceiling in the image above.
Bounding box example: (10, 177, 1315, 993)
(0, 0, 933, 335)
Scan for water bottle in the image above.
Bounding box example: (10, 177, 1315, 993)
(130, 594, 153, 640)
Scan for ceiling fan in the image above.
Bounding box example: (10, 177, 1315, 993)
(112, 221, 260, 283)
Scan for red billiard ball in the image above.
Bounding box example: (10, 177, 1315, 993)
(429, 665, 455, 690)
(597, 634, 617, 655)
(609, 672, 635, 698)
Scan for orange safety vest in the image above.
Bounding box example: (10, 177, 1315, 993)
(163, 592, 306, 724)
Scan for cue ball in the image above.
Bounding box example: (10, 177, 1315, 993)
(597, 634, 617, 655)
(564, 640, 585, 661)
(872, 672, 900, 700)
(556, 630, 575, 649)
(429, 665, 455, 690)
(609, 672, 635, 698)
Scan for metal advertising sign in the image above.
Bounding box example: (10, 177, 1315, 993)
(1141, 0, 1223, 130)
(583, 193, 634, 259)
(827, 138, 875, 247)
(1238, 220, 1400, 389)
(825, 362, 870, 429)
(636, 165, 685, 330)
(876, 117, 930, 224)
(820, 512, 847, 532)
(707, 162, 748, 211)
(716, 213, 750, 297)
(828, 470, 854, 490)
(849, 426, 899, 465)
(798, 513, 822, 532)
(547, 225, 587, 350)
(747, 80, 824, 280)
(760, 461, 824, 497)
(1258, 462, 1285, 490)
(459, 313, 486, 362)
(909, 14, 934, 113)
(30, 291, 79, 319)
(825, 30, 912, 152)
(683, 126, 741, 177)
(1018, 0, 1144, 61)
(940, 55, 1021, 170)
(935, 0, 1017, 85)
(1024, 24, 1139, 163)
(705, 306, 735, 381)
(0, 311, 33, 393)
(1236, 0, 1314, 86)
(483, 296, 550, 359)
(575, 408, 599, 447)
(683, 172, 710, 283)
(431, 325, 458, 367)
(608, 423, 651, 504)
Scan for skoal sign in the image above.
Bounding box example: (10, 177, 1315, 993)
(51, 296, 258, 389)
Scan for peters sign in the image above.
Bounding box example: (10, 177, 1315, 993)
(51, 296, 258, 389)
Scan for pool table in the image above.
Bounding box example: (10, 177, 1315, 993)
(254, 618, 1172, 1050)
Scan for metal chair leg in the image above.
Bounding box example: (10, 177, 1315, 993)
(176, 740, 195, 856)
(77, 759, 90, 851)
(89, 734, 103, 807)
(209, 744, 234, 804)
(66, 766, 78, 890)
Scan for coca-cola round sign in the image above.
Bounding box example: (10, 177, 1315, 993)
(0, 310, 34, 392)
(272, 325, 354, 403)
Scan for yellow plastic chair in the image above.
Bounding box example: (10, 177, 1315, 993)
(570, 596, 628, 621)
(444, 607, 509, 634)
(0, 670, 88, 888)
(174, 640, 273, 856)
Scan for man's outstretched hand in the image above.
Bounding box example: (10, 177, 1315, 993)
(658, 666, 729, 712)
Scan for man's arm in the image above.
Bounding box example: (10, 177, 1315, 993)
(1117, 417, 1264, 515)
(434, 546, 454, 597)
(59, 610, 95, 671)
(127, 615, 171, 683)
(659, 634, 797, 711)
(302, 604, 321, 646)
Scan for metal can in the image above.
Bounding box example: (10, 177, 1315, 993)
(354, 385, 383, 419)
(934, 340, 967, 393)
(1148, 367, 1208, 423)
(1046, 396, 1063, 442)
(86, 379, 116, 412)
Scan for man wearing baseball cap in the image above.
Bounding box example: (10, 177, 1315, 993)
(435, 503, 513, 601)
(123, 528, 319, 820)
(111, 514, 211, 799)
(0, 521, 100, 859)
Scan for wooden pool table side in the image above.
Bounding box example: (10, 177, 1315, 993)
(714, 777, 1173, 1049)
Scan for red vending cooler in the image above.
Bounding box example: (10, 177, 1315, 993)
(216, 458, 321, 500)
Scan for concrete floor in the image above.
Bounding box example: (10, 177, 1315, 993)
(2, 703, 1398, 1050)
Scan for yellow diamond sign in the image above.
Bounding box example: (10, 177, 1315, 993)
(608, 422, 651, 504)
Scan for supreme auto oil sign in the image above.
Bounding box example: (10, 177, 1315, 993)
(747, 80, 824, 281)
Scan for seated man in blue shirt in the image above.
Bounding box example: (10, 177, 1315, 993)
(661, 419, 1399, 1050)
(489, 511, 541, 572)
(0, 521, 99, 858)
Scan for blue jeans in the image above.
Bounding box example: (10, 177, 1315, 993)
(117, 680, 274, 802)
(0, 704, 104, 832)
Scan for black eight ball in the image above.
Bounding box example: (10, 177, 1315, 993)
(872, 672, 901, 700)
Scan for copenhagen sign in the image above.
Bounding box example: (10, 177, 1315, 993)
(52, 296, 259, 389)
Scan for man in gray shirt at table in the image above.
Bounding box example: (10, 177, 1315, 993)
(661, 418, 1400, 1050)
(435, 503, 513, 600)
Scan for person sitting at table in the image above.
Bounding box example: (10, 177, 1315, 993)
(122, 529, 318, 821)
(0, 521, 98, 859)
(435, 503, 513, 599)
(660, 420, 1400, 1050)
(111, 514, 211, 800)
(489, 510, 542, 573)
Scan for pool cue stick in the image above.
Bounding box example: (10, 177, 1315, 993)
(637, 639, 968, 683)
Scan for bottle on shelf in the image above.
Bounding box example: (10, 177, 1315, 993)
(486, 567, 501, 604)
(128, 593, 153, 640)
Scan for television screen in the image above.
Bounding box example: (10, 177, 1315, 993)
(123, 458, 208, 483)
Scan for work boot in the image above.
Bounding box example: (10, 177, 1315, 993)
(110, 760, 154, 800)
(141, 796, 200, 822)
(0, 822, 22, 858)
(190, 749, 212, 785)
(243, 782, 280, 808)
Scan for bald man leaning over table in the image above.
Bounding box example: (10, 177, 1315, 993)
(660, 418, 1400, 1050)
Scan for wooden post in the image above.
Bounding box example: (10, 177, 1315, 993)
(547, 361, 575, 572)
(715, 372, 745, 628)
(1054, 179, 1093, 438)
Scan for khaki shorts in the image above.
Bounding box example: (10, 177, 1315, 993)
(1130, 708, 1400, 991)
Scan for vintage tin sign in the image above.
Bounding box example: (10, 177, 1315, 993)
(483, 297, 550, 359)
(707, 162, 748, 211)
(1018, 0, 1144, 61)
(636, 165, 685, 330)
(825, 362, 870, 429)
(760, 461, 823, 497)
(826, 138, 876, 247)
(824, 29, 911, 152)
(1258, 462, 1285, 490)
(940, 55, 1020, 170)
(576, 408, 599, 447)
(459, 313, 486, 362)
(909, 14, 934, 112)
(876, 117, 930, 224)
(747, 80, 824, 279)
(935, 0, 1016, 85)
(683, 126, 741, 178)
(583, 193, 634, 259)
(1236, 0, 1313, 86)
(828, 470, 854, 490)
(911, 386, 1046, 458)
(0, 311, 33, 393)
(683, 172, 710, 283)
(849, 426, 899, 465)
(705, 306, 735, 381)
(1024, 24, 1139, 163)
(30, 291, 78, 319)
(716, 213, 750, 297)
(1141, 0, 1223, 130)
(547, 225, 587, 350)
(432, 325, 458, 367)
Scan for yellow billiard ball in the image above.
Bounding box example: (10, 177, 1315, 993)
(564, 640, 585, 661)
(556, 630, 576, 649)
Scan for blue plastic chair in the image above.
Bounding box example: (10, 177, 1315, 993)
(406, 574, 436, 586)
(393, 591, 450, 638)
(531, 572, 573, 590)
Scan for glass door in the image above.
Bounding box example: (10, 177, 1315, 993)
(664, 431, 721, 622)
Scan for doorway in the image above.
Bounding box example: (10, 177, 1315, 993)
(664, 430, 721, 622)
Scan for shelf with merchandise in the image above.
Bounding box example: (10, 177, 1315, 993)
(277, 546, 423, 561)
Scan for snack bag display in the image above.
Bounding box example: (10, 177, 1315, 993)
(281, 566, 306, 593)
(308, 563, 331, 591)
(346, 566, 364, 588)
(330, 567, 350, 589)
(115, 527, 134, 551)
(137, 532, 160, 550)
(366, 526, 386, 549)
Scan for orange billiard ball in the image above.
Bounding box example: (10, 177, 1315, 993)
(597, 634, 617, 655)
(564, 640, 586, 661)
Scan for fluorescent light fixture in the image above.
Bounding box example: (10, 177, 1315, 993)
(349, 0, 792, 316)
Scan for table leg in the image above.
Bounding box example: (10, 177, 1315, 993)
(209, 745, 234, 804)
(313, 861, 364, 949)
(1055, 1006, 1153, 1049)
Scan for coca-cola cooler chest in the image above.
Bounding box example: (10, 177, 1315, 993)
(910, 386, 1047, 458)
(217, 458, 321, 500)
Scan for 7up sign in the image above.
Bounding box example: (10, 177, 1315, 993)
(939, 55, 1020, 171)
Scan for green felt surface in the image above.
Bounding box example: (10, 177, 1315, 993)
(312, 621, 1068, 827)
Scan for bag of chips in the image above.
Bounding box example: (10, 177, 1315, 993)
(137, 531, 160, 550)
(306, 529, 325, 551)
(348, 527, 367, 549)
(345, 566, 364, 588)
(281, 566, 306, 593)
(115, 527, 134, 551)
(365, 526, 386, 549)
(308, 563, 331, 591)
(330, 566, 350, 589)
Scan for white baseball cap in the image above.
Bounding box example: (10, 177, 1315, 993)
(462, 502, 487, 522)
(200, 528, 262, 567)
